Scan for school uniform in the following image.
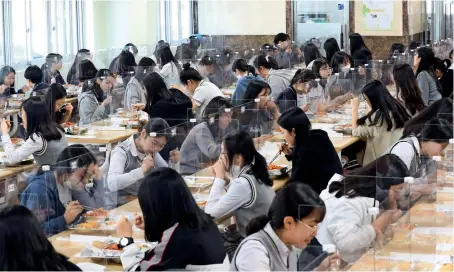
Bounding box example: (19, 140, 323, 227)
(120, 222, 226, 271)
(20, 171, 68, 236)
(124, 76, 146, 109)
(1, 129, 68, 166)
(267, 69, 293, 102)
(417, 71, 442, 105)
(205, 165, 275, 236)
(24, 83, 50, 98)
(232, 75, 264, 106)
(383, 136, 421, 174)
(192, 80, 224, 120)
(107, 136, 177, 207)
(43, 69, 66, 85)
(231, 223, 299, 271)
(316, 174, 378, 264)
(159, 62, 181, 88)
(287, 129, 343, 194)
(78, 91, 110, 125)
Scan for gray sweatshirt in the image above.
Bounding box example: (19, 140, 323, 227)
(124, 77, 147, 109)
(78, 91, 110, 125)
(417, 70, 442, 105)
(268, 69, 294, 101)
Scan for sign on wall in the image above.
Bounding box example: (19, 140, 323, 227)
(354, 0, 403, 36)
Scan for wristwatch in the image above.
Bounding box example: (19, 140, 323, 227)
(118, 237, 134, 249)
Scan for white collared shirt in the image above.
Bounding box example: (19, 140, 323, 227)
(386, 136, 421, 171)
(235, 223, 291, 271)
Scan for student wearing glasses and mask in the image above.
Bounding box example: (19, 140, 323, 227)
(107, 118, 180, 207)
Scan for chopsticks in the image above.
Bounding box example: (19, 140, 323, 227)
(268, 143, 288, 166)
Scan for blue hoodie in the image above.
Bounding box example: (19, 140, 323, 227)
(20, 171, 67, 236)
(232, 75, 264, 105)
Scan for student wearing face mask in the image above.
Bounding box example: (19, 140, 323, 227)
(180, 97, 235, 175)
(276, 69, 319, 113)
(45, 84, 73, 124)
(55, 145, 106, 208)
(231, 183, 337, 271)
(206, 131, 275, 257)
(196, 56, 215, 82)
(78, 69, 114, 125)
(231, 59, 263, 105)
(107, 118, 180, 207)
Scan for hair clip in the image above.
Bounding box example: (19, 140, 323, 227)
(149, 132, 157, 137)
(70, 160, 78, 170)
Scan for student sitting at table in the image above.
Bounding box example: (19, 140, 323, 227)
(78, 59, 99, 87)
(21, 163, 84, 236)
(316, 162, 403, 264)
(109, 43, 139, 74)
(0, 66, 17, 97)
(231, 58, 263, 106)
(231, 183, 337, 271)
(55, 144, 106, 209)
(196, 56, 215, 82)
(18, 65, 50, 98)
(276, 69, 320, 113)
(107, 118, 180, 206)
(277, 107, 342, 194)
(179, 62, 223, 120)
(116, 168, 226, 271)
(78, 69, 114, 125)
(206, 131, 275, 257)
(180, 97, 235, 175)
(1, 96, 68, 166)
(124, 57, 156, 109)
(392, 64, 426, 116)
(41, 53, 66, 85)
(240, 81, 280, 138)
(403, 97, 452, 137)
(208, 49, 238, 89)
(45, 83, 73, 124)
(117, 50, 137, 86)
(0, 205, 82, 270)
(157, 43, 182, 88)
(312, 58, 332, 89)
(351, 80, 411, 165)
(253, 55, 293, 101)
(385, 118, 453, 174)
(67, 49, 92, 86)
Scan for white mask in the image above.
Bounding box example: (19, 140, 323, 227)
(230, 165, 242, 179)
(341, 64, 351, 72)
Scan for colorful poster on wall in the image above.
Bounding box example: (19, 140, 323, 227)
(354, 0, 403, 36)
(362, 0, 394, 31)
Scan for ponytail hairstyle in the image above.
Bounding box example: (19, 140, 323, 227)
(246, 183, 325, 235)
(253, 54, 280, 71)
(179, 62, 203, 85)
(232, 59, 257, 76)
(223, 131, 272, 187)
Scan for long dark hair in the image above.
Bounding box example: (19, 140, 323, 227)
(330, 51, 352, 74)
(78, 59, 98, 82)
(223, 131, 272, 186)
(118, 50, 137, 85)
(67, 49, 91, 84)
(243, 80, 271, 104)
(0, 66, 16, 88)
(303, 43, 322, 67)
(358, 80, 411, 131)
(312, 58, 330, 79)
(158, 45, 181, 71)
(44, 83, 67, 123)
(253, 55, 280, 70)
(143, 72, 173, 112)
(403, 98, 453, 136)
(202, 97, 233, 137)
(415, 47, 436, 77)
(82, 69, 113, 103)
(0, 205, 73, 271)
(246, 183, 325, 235)
(135, 57, 156, 83)
(393, 64, 426, 115)
(138, 168, 213, 242)
(329, 154, 409, 199)
(21, 97, 63, 142)
(323, 38, 340, 64)
(349, 33, 371, 56)
(291, 69, 317, 86)
(277, 107, 311, 143)
(232, 58, 257, 76)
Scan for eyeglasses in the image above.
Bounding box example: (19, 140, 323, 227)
(297, 220, 318, 233)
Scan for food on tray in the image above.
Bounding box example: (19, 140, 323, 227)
(197, 200, 207, 207)
(393, 223, 417, 232)
(412, 262, 435, 271)
(268, 164, 284, 170)
(86, 208, 109, 217)
(63, 122, 87, 135)
(75, 222, 100, 229)
(92, 241, 121, 251)
(439, 263, 453, 272)
(10, 138, 25, 145)
(311, 117, 338, 124)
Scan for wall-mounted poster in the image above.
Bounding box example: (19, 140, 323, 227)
(354, 0, 403, 36)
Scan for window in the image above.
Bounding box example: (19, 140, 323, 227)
(30, 0, 48, 60)
(11, 0, 28, 68)
(160, 0, 193, 44)
(0, 5, 4, 67)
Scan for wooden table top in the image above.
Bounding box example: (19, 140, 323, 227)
(66, 129, 137, 145)
(0, 164, 36, 179)
(267, 133, 359, 153)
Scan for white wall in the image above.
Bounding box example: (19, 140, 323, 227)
(198, 0, 286, 35)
